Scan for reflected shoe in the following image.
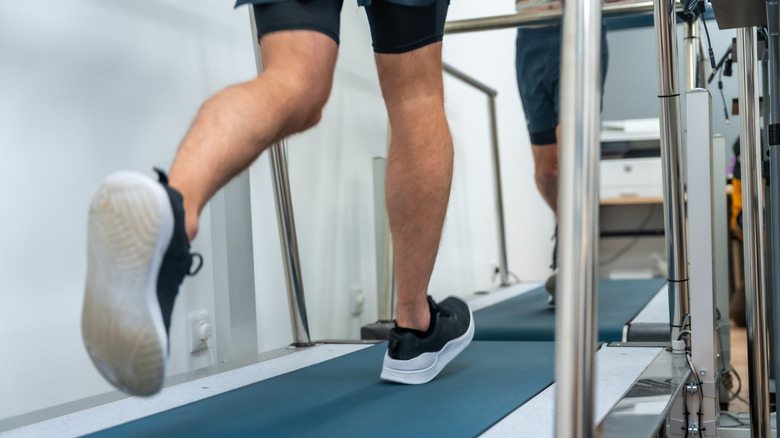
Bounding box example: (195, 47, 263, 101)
(381, 296, 474, 385)
(544, 270, 557, 306)
(545, 225, 558, 306)
(82, 169, 202, 396)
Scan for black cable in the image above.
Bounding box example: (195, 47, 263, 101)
(708, 44, 733, 84)
(600, 205, 656, 265)
(701, 17, 717, 72)
(686, 354, 705, 433)
(718, 66, 730, 124)
(730, 366, 743, 402)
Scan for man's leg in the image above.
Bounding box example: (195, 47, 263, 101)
(530, 124, 562, 218)
(365, 0, 473, 385)
(82, 29, 339, 396)
(376, 43, 453, 333)
(169, 31, 338, 241)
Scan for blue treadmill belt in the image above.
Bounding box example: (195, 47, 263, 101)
(474, 278, 665, 343)
(87, 341, 555, 438)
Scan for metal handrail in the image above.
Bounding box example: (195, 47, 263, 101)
(442, 62, 511, 287)
(444, 0, 671, 35)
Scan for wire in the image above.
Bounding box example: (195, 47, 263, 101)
(719, 411, 749, 426)
(708, 44, 734, 84)
(600, 205, 657, 266)
(492, 267, 522, 284)
(718, 66, 730, 125)
(685, 354, 705, 433)
(729, 366, 743, 402)
(701, 18, 717, 72)
(681, 313, 691, 330)
(678, 330, 693, 340)
(206, 338, 217, 366)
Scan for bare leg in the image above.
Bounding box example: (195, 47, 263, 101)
(168, 31, 338, 241)
(376, 43, 453, 332)
(531, 124, 562, 218)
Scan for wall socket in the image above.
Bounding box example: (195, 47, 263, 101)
(188, 312, 212, 354)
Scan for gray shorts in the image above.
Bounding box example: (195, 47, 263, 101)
(515, 24, 608, 145)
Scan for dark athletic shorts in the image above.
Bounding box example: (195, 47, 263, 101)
(515, 23, 609, 145)
(235, 0, 450, 54)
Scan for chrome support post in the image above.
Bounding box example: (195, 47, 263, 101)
(373, 157, 395, 323)
(249, 8, 313, 347)
(653, 0, 689, 343)
(683, 20, 703, 91)
(737, 26, 771, 438)
(442, 63, 510, 286)
(555, 0, 601, 435)
(487, 94, 510, 286)
(766, 0, 780, 392)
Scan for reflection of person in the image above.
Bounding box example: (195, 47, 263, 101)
(729, 139, 745, 327)
(514, 0, 609, 304)
(81, 0, 474, 396)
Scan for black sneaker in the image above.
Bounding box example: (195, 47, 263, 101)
(545, 226, 558, 306)
(81, 169, 201, 396)
(381, 296, 474, 384)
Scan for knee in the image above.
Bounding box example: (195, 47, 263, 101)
(535, 161, 558, 185)
(276, 70, 332, 134)
(297, 104, 324, 132)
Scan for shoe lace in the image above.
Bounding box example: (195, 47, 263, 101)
(430, 300, 451, 318)
(188, 253, 204, 276)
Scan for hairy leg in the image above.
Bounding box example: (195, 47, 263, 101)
(376, 43, 453, 332)
(168, 31, 338, 240)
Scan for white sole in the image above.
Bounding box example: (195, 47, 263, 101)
(81, 171, 173, 396)
(380, 306, 475, 385)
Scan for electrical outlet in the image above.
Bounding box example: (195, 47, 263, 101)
(350, 285, 365, 316)
(188, 312, 211, 353)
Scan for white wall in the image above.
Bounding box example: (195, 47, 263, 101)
(0, 0, 256, 419)
(603, 19, 741, 163)
(0, 0, 553, 422)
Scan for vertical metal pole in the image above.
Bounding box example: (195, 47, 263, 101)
(762, 49, 777, 385)
(487, 94, 511, 286)
(766, 0, 780, 393)
(555, 0, 601, 435)
(373, 156, 395, 322)
(653, 0, 690, 342)
(249, 8, 313, 347)
(737, 26, 771, 438)
(685, 89, 719, 436)
(683, 20, 701, 91)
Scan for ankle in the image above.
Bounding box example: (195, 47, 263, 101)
(185, 214, 199, 242)
(166, 178, 200, 242)
(395, 299, 431, 332)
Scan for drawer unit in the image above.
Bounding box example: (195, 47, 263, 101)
(600, 157, 663, 200)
